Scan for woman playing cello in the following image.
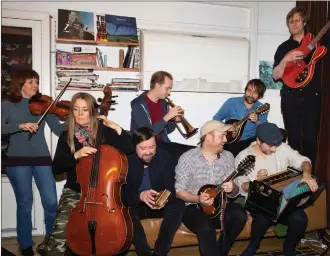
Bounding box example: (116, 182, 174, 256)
(39, 92, 134, 256)
(1, 69, 65, 256)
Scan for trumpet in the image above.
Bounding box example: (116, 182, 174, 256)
(165, 97, 198, 139)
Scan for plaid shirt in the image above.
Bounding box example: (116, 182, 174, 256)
(175, 147, 235, 205)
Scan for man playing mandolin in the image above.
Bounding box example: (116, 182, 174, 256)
(273, 7, 329, 173)
(213, 79, 268, 157)
(175, 120, 247, 256)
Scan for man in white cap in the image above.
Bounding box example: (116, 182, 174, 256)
(175, 120, 247, 256)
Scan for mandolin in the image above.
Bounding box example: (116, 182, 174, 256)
(198, 155, 255, 219)
(226, 103, 270, 144)
(282, 21, 330, 89)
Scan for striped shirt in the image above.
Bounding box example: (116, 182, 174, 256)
(175, 147, 235, 204)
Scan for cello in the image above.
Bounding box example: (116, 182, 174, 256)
(66, 86, 133, 256)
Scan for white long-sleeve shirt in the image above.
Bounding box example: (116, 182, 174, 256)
(235, 142, 310, 198)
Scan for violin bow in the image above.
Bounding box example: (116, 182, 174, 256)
(28, 78, 72, 141)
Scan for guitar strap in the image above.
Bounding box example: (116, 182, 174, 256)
(219, 191, 227, 231)
(219, 191, 228, 254)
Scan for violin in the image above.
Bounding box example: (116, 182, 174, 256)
(29, 94, 70, 121)
(27, 78, 72, 141)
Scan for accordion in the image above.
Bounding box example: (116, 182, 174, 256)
(246, 167, 323, 222)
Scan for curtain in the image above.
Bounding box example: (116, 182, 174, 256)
(296, 1, 330, 226)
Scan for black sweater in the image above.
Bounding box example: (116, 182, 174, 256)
(52, 125, 134, 193)
(121, 147, 177, 207)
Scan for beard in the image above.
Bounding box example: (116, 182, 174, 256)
(141, 155, 154, 165)
(260, 146, 274, 155)
(244, 96, 257, 104)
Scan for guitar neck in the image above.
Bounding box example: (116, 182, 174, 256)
(215, 170, 238, 194)
(310, 21, 330, 48)
(235, 114, 251, 127)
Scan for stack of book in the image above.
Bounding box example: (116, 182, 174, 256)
(56, 46, 104, 67)
(109, 78, 140, 91)
(123, 46, 139, 68)
(56, 69, 103, 89)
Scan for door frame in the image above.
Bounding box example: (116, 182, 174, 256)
(1, 9, 51, 237)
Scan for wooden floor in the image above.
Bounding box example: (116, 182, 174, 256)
(1, 235, 327, 255)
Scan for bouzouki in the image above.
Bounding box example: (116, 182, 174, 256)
(282, 21, 330, 89)
(226, 103, 270, 144)
(198, 155, 255, 219)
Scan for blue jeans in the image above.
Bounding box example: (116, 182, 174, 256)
(6, 166, 57, 250)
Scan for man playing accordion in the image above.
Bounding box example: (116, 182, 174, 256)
(235, 122, 318, 256)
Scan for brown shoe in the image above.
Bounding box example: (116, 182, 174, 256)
(36, 237, 50, 256)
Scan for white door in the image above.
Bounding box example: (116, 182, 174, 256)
(1, 9, 51, 238)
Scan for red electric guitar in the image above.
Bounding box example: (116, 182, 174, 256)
(282, 21, 330, 89)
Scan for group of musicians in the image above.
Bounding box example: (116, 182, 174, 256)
(1, 6, 324, 256)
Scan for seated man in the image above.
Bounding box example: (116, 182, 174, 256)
(213, 79, 268, 157)
(175, 120, 247, 256)
(235, 122, 318, 256)
(122, 127, 185, 256)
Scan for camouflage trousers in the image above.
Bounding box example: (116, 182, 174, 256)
(44, 188, 80, 256)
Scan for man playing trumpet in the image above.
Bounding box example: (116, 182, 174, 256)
(130, 70, 183, 142)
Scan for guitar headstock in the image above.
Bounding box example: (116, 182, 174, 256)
(255, 103, 270, 115)
(237, 155, 255, 176)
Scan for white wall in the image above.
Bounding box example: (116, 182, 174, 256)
(2, 1, 295, 197)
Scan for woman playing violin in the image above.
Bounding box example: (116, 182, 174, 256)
(1, 69, 65, 256)
(39, 92, 134, 256)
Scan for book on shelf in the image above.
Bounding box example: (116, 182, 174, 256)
(94, 13, 107, 42)
(112, 78, 140, 83)
(57, 84, 104, 90)
(57, 50, 98, 66)
(105, 14, 138, 43)
(56, 69, 94, 76)
(58, 9, 95, 41)
(56, 51, 72, 65)
(111, 87, 137, 91)
(133, 48, 140, 69)
(123, 46, 135, 68)
(71, 53, 97, 65)
(56, 67, 102, 89)
(111, 83, 139, 87)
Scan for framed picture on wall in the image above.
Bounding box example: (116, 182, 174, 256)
(259, 60, 283, 89)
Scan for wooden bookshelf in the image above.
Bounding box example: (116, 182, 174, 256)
(56, 87, 103, 91)
(56, 38, 139, 47)
(55, 87, 137, 92)
(56, 65, 138, 72)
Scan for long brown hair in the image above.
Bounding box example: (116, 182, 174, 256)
(67, 92, 99, 153)
(8, 69, 40, 102)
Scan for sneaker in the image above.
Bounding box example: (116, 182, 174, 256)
(21, 247, 34, 256)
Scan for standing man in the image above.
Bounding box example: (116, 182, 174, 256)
(235, 122, 318, 256)
(273, 7, 327, 172)
(122, 127, 185, 256)
(213, 79, 268, 157)
(175, 120, 247, 256)
(130, 71, 183, 142)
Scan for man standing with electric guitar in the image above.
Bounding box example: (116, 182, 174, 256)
(175, 120, 247, 256)
(213, 79, 268, 157)
(273, 7, 330, 173)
